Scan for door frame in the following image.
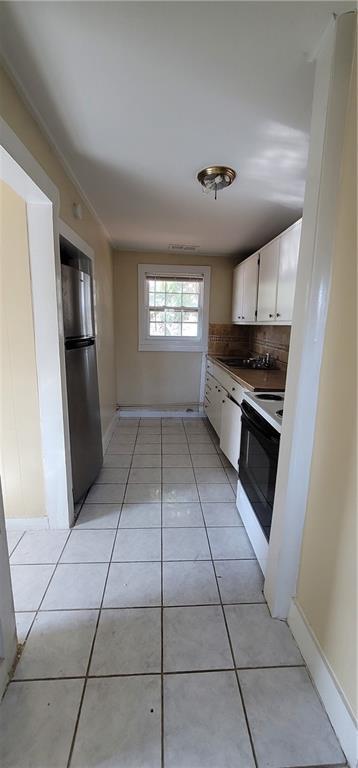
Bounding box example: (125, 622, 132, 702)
(265, 13, 356, 617)
(1, 118, 73, 529)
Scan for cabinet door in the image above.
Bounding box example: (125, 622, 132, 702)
(220, 395, 242, 469)
(257, 240, 279, 322)
(276, 221, 301, 322)
(232, 263, 244, 322)
(211, 382, 227, 438)
(242, 253, 259, 322)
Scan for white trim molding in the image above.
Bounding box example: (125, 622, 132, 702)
(288, 599, 358, 768)
(265, 12, 357, 618)
(1, 118, 73, 529)
(119, 408, 202, 418)
(138, 264, 211, 353)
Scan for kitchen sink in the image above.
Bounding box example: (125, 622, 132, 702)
(216, 356, 277, 370)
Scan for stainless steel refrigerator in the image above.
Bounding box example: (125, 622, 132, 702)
(61, 248, 103, 502)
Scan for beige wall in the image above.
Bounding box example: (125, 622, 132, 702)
(0, 65, 116, 434)
(114, 251, 235, 406)
(0, 181, 46, 518)
(296, 57, 357, 717)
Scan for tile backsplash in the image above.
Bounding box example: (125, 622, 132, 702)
(208, 323, 290, 370)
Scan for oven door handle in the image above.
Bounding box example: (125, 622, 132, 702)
(240, 402, 280, 444)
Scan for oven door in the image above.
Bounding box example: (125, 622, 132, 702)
(239, 401, 280, 542)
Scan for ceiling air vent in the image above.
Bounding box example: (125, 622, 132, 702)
(168, 244, 200, 252)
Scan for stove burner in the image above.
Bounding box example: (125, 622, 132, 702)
(276, 409, 283, 417)
(255, 393, 284, 401)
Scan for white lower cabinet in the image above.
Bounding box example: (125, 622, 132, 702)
(220, 388, 245, 469)
(204, 370, 228, 438)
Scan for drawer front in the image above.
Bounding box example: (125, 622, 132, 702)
(206, 360, 245, 403)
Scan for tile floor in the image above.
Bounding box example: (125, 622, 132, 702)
(2, 416, 345, 768)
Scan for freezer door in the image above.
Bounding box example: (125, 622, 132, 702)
(61, 263, 94, 339)
(65, 342, 103, 501)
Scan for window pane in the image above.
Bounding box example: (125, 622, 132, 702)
(149, 292, 155, 306)
(166, 281, 183, 294)
(184, 281, 200, 293)
(183, 293, 199, 308)
(165, 323, 181, 336)
(183, 311, 198, 323)
(150, 310, 165, 322)
(165, 310, 181, 323)
(182, 323, 198, 337)
(155, 293, 165, 307)
(150, 322, 165, 336)
(155, 280, 166, 292)
(148, 280, 156, 292)
(166, 293, 182, 307)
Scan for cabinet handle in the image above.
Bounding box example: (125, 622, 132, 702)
(269, 313, 274, 318)
(276, 313, 281, 317)
(232, 387, 235, 391)
(222, 399, 225, 404)
(237, 315, 241, 319)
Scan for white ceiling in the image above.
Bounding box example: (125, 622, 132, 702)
(0, 1, 354, 255)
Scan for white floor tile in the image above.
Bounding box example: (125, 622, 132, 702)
(202, 502, 243, 527)
(103, 562, 161, 607)
(163, 561, 220, 606)
(95, 468, 129, 484)
(164, 672, 255, 768)
(239, 667, 345, 768)
(10, 530, 69, 565)
(162, 443, 189, 455)
(71, 676, 161, 768)
(190, 453, 223, 468)
(6, 530, 24, 556)
(215, 560, 265, 604)
(194, 468, 229, 484)
(225, 604, 303, 667)
(189, 444, 217, 455)
(86, 483, 126, 503)
(124, 484, 161, 503)
(41, 563, 107, 610)
(162, 502, 204, 527)
(15, 612, 35, 644)
(162, 454, 192, 468)
(60, 530, 115, 563)
(10, 564, 55, 611)
(163, 605, 232, 672)
(198, 483, 235, 502)
(162, 468, 195, 484)
(162, 484, 199, 502)
(75, 503, 121, 529)
(208, 527, 255, 559)
(14, 610, 98, 679)
(119, 503, 161, 528)
(113, 528, 161, 561)
(163, 528, 210, 561)
(90, 607, 161, 675)
(134, 443, 161, 454)
(131, 454, 162, 468)
(103, 454, 132, 468)
(0, 679, 83, 768)
(128, 467, 161, 484)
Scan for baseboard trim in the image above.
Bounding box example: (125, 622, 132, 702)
(102, 410, 119, 452)
(5, 517, 49, 530)
(118, 407, 202, 418)
(288, 599, 357, 768)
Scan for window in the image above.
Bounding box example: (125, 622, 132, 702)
(138, 264, 211, 352)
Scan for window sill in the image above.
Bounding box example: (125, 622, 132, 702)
(139, 339, 207, 353)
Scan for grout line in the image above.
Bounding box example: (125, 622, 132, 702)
(188, 422, 260, 768)
(66, 419, 140, 768)
(12, 556, 258, 567)
(7, 530, 26, 558)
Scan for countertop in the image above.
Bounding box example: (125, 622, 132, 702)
(207, 355, 286, 391)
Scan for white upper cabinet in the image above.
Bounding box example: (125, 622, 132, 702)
(242, 253, 259, 322)
(276, 220, 301, 322)
(232, 253, 259, 323)
(232, 219, 301, 325)
(232, 262, 244, 322)
(257, 239, 280, 322)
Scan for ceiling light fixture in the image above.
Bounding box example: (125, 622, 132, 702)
(197, 166, 236, 200)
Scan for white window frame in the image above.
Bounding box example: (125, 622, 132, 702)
(138, 264, 211, 352)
